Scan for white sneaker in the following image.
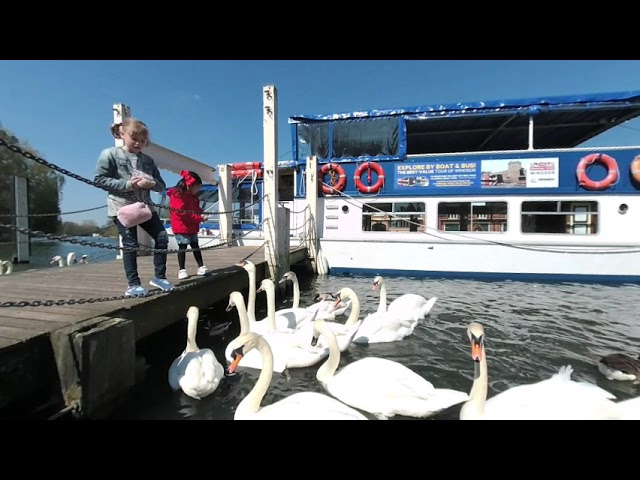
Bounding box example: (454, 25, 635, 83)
(196, 266, 209, 276)
(177, 269, 189, 280)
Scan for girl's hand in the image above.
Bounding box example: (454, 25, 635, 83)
(135, 177, 156, 189)
(139, 179, 156, 189)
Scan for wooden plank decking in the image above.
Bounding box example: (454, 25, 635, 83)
(0, 245, 306, 346)
(0, 244, 309, 417)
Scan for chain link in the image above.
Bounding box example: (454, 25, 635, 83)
(0, 137, 263, 216)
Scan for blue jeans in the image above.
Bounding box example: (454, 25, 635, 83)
(113, 212, 168, 286)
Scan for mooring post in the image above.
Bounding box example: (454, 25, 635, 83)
(262, 85, 288, 278)
(217, 164, 233, 245)
(305, 155, 320, 272)
(113, 103, 153, 257)
(10, 175, 30, 263)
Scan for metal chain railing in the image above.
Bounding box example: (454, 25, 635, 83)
(0, 137, 262, 217)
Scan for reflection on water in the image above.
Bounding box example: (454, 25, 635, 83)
(107, 273, 640, 420)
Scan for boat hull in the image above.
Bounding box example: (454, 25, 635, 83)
(319, 239, 640, 283)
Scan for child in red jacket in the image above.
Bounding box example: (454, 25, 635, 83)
(167, 170, 212, 279)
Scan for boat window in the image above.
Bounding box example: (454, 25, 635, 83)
(362, 202, 426, 232)
(437, 202, 508, 232)
(521, 201, 598, 235)
(332, 118, 399, 159)
(297, 118, 400, 161)
(296, 123, 330, 161)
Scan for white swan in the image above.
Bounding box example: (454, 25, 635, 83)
(311, 319, 468, 420)
(616, 395, 640, 420)
(373, 275, 438, 321)
(0, 260, 12, 275)
(50, 252, 77, 267)
(335, 287, 415, 344)
(459, 322, 623, 420)
(168, 306, 225, 400)
(256, 278, 317, 331)
(279, 270, 351, 317)
(235, 260, 280, 333)
(236, 260, 258, 322)
(293, 289, 363, 352)
(224, 291, 329, 373)
(226, 331, 368, 420)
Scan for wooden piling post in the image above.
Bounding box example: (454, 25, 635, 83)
(218, 164, 233, 245)
(262, 85, 288, 278)
(10, 175, 30, 263)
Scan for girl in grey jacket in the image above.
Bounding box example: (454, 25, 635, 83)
(94, 117, 175, 296)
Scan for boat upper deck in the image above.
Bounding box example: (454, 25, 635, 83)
(289, 90, 640, 158)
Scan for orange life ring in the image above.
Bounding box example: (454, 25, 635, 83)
(354, 162, 385, 193)
(630, 155, 640, 183)
(232, 162, 261, 171)
(231, 169, 262, 179)
(318, 163, 347, 195)
(576, 153, 619, 190)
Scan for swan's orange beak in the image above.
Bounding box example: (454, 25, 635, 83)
(471, 339, 482, 362)
(228, 354, 243, 374)
(371, 282, 379, 291)
(334, 297, 342, 307)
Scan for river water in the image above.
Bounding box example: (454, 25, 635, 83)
(3, 240, 638, 419)
(103, 270, 640, 420)
(0, 236, 119, 271)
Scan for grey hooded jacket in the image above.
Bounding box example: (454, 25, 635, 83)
(94, 146, 166, 217)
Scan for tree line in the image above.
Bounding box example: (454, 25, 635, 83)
(0, 123, 65, 241)
(0, 125, 123, 241)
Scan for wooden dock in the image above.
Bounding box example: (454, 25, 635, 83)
(0, 244, 309, 419)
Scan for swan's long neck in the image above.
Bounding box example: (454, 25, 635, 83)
(343, 293, 361, 328)
(292, 277, 300, 309)
(460, 345, 488, 419)
(378, 282, 388, 313)
(315, 323, 341, 383)
(265, 283, 277, 332)
(247, 269, 256, 323)
(234, 294, 251, 335)
(185, 313, 199, 353)
(240, 338, 273, 414)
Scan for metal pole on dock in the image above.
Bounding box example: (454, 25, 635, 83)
(262, 85, 289, 279)
(217, 164, 233, 245)
(11, 175, 30, 263)
(304, 155, 327, 274)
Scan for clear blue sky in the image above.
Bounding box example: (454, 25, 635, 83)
(2, 60, 640, 225)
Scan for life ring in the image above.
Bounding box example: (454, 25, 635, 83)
(231, 169, 262, 179)
(232, 162, 261, 171)
(318, 163, 347, 195)
(630, 155, 640, 184)
(354, 162, 385, 194)
(576, 153, 619, 190)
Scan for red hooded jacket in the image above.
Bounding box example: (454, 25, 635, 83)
(167, 187, 204, 235)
